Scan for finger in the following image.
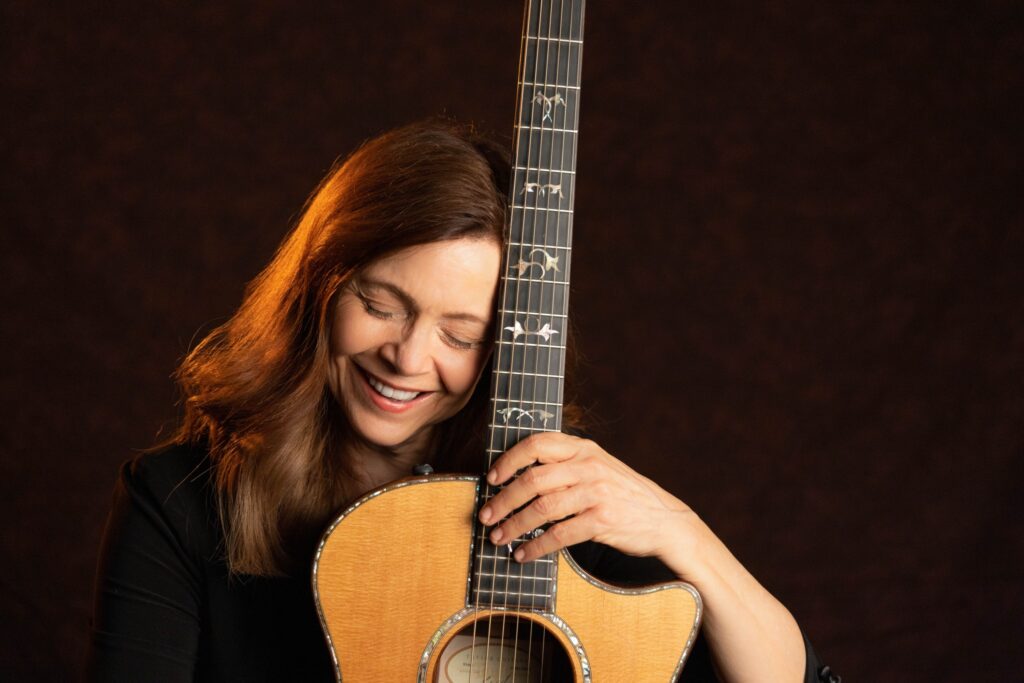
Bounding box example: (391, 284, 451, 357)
(480, 462, 580, 525)
(513, 513, 596, 563)
(487, 432, 584, 486)
(488, 486, 584, 546)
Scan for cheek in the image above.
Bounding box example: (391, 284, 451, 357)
(438, 350, 490, 399)
(331, 301, 376, 358)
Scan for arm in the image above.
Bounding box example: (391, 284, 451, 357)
(479, 433, 810, 683)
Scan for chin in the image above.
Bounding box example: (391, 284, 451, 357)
(347, 409, 427, 451)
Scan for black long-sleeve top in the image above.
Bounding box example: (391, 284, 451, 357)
(86, 443, 830, 681)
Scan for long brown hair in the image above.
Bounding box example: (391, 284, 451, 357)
(172, 120, 582, 576)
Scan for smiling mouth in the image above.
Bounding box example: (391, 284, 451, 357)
(359, 367, 431, 403)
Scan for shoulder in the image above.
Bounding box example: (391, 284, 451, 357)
(111, 441, 220, 561)
(88, 443, 219, 678)
(123, 441, 213, 498)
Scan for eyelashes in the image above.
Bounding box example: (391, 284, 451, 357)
(441, 332, 477, 351)
(361, 299, 395, 321)
(357, 294, 483, 351)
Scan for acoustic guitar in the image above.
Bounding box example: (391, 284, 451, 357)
(313, 1, 702, 680)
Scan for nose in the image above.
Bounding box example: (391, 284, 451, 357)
(380, 321, 433, 377)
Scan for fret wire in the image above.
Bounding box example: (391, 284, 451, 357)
(514, 125, 577, 134)
(514, 165, 575, 175)
(491, 397, 563, 407)
(519, 80, 580, 91)
(474, 589, 554, 600)
(490, 425, 558, 434)
(498, 310, 567, 319)
(476, 555, 555, 566)
(475, 551, 554, 563)
(475, 569, 554, 578)
(499, 277, 568, 286)
(482, 573, 554, 581)
(474, 560, 553, 570)
(495, 341, 567, 350)
(506, 241, 572, 249)
(494, 370, 563, 379)
(510, 205, 573, 214)
(526, 35, 583, 44)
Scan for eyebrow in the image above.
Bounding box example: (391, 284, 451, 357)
(356, 277, 491, 326)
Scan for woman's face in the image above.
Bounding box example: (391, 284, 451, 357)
(328, 237, 501, 458)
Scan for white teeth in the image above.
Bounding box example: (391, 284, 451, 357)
(368, 375, 420, 401)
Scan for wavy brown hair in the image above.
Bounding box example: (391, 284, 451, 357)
(171, 120, 583, 576)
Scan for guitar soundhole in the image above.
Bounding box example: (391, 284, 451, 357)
(433, 614, 574, 682)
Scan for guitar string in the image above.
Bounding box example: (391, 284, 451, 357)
(470, 0, 530, 668)
(524, 0, 565, 679)
(557, 0, 582, 664)
(536, 1, 573, 677)
(517, 1, 558, 675)
(564, 0, 580, 427)
(552, 2, 577, 679)
(482, 0, 542, 678)
(503, 0, 548, 676)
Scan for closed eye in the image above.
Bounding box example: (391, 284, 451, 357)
(359, 295, 403, 321)
(442, 330, 480, 351)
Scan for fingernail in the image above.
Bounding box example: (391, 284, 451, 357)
(513, 548, 525, 562)
(479, 506, 491, 523)
(490, 528, 503, 544)
(487, 469, 497, 484)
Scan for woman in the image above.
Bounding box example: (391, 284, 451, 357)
(87, 121, 833, 682)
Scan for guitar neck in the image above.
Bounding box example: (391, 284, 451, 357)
(487, 0, 586, 465)
(472, 0, 586, 613)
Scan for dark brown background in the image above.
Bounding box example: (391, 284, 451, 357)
(3, 1, 1021, 680)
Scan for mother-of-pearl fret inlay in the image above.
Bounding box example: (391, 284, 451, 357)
(533, 89, 567, 122)
(521, 181, 562, 197)
(515, 174, 574, 207)
(504, 319, 560, 341)
(472, 0, 585, 615)
(498, 407, 555, 426)
(511, 247, 560, 276)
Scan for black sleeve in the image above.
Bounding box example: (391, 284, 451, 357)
(85, 456, 208, 682)
(569, 541, 833, 683)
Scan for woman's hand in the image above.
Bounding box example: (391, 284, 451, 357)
(477, 432, 698, 565)
(479, 432, 809, 683)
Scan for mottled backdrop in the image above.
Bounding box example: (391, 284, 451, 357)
(2, 1, 1021, 680)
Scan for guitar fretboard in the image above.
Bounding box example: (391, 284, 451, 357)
(471, 0, 585, 614)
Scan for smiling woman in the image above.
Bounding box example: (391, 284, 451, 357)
(86, 120, 827, 682)
(85, 121, 560, 681)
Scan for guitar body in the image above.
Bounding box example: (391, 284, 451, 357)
(313, 476, 702, 682)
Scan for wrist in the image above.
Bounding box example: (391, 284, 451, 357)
(657, 507, 715, 584)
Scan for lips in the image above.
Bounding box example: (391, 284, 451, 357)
(355, 365, 434, 413)
(366, 374, 420, 401)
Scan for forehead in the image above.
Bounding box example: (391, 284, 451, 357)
(360, 238, 502, 318)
